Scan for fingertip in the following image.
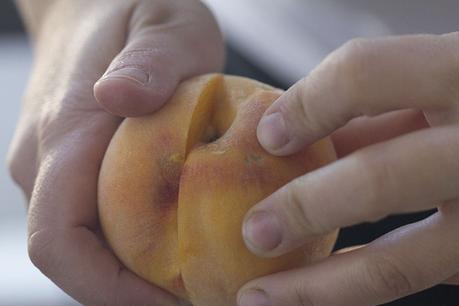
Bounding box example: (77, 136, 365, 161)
(257, 112, 311, 156)
(242, 210, 283, 257)
(94, 73, 178, 117)
(257, 112, 290, 154)
(237, 287, 271, 306)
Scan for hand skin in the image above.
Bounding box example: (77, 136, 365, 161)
(239, 34, 459, 306)
(8, 1, 223, 305)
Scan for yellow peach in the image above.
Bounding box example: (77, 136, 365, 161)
(98, 74, 338, 306)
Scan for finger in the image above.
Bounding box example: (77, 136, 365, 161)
(7, 114, 39, 198)
(94, 0, 224, 117)
(243, 125, 459, 257)
(331, 109, 428, 157)
(28, 116, 179, 306)
(238, 207, 459, 306)
(256, 33, 459, 155)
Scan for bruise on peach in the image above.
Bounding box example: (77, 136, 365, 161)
(155, 155, 183, 213)
(244, 153, 263, 165)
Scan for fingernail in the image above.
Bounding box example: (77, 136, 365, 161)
(243, 211, 282, 253)
(100, 67, 149, 86)
(238, 289, 271, 306)
(257, 112, 289, 151)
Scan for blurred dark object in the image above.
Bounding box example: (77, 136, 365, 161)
(224, 46, 459, 306)
(0, 1, 24, 33)
(225, 45, 287, 89)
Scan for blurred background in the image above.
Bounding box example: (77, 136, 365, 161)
(1, 0, 458, 305)
(0, 2, 80, 306)
(0, 2, 72, 306)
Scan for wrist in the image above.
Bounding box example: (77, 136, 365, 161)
(15, 0, 58, 38)
(16, 1, 132, 45)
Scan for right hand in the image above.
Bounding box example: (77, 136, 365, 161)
(8, 1, 224, 305)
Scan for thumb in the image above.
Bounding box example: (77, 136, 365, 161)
(94, 0, 224, 117)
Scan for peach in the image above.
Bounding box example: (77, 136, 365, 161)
(98, 74, 338, 306)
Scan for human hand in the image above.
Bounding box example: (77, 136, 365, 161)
(8, 1, 223, 305)
(238, 33, 459, 306)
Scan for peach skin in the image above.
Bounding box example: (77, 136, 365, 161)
(98, 74, 338, 306)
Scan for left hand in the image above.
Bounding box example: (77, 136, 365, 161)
(238, 33, 459, 306)
(8, 1, 223, 305)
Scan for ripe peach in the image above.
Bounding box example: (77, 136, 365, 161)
(98, 74, 338, 306)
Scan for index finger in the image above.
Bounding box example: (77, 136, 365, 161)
(27, 115, 180, 306)
(257, 33, 459, 155)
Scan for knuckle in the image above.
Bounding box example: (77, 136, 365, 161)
(7, 153, 23, 186)
(293, 78, 326, 137)
(37, 93, 95, 148)
(293, 283, 315, 306)
(336, 38, 378, 112)
(438, 34, 459, 106)
(290, 37, 384, 138)
(279, 77, 329, 142)
(285, 178, 327, 236)
(350, 151, 392, 222)
(106, 41, 171, 76)
(28, 230, 54, 274)
(339, 38, 375, 70)
(364, 256, 414, 298)
(7, 134, 37, 192)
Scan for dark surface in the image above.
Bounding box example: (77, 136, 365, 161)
(224, 46, 459, 306)
(224, 45, 288, 89)
(0, 0, 24, 33)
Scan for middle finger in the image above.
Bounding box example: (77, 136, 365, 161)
(243, 125, 459, 257)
